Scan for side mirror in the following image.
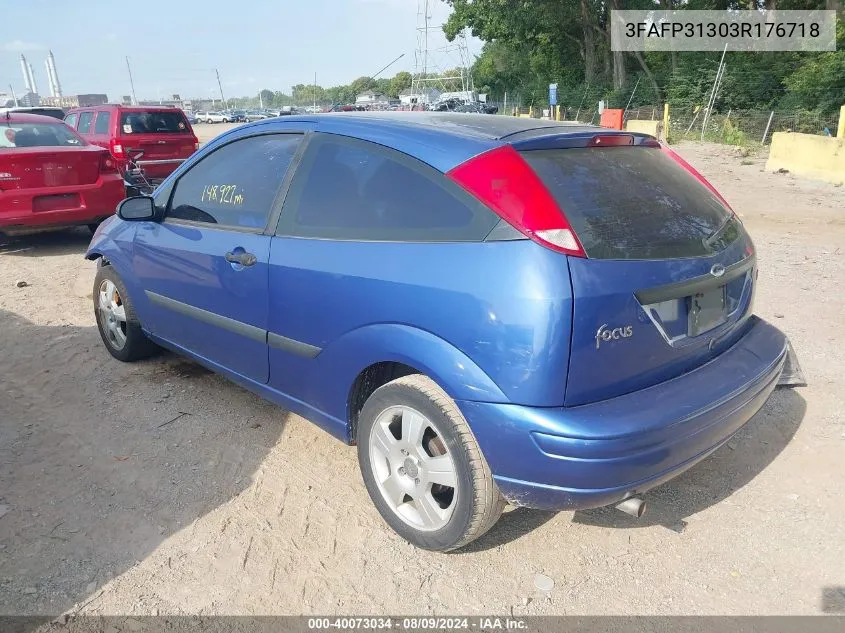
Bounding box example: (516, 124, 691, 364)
(117, 196, 156, 221)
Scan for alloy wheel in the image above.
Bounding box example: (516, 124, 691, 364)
(97, 279, 127, 350)
(368, 405, 458, 531)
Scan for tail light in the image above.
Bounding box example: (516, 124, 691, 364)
(100, 153, 117, 173)
(446, 145, 585, 257)
(660, 143, 733, 211)
(109, 138, 125, 160)
(588, 134, 634, 147)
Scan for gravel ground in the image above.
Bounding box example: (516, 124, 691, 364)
(1, 138, 844, 617)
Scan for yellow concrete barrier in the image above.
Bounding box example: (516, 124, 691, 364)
(766, 132, 845, 185)
(625, 119, 660, 138)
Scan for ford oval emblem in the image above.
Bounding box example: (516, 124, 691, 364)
(710, 263, 726, 278)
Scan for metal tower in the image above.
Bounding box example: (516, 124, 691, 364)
(410, 0, 474, 106)
(45, 51, 62, 98)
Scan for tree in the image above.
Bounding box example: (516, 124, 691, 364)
(259, 89, 274, 107)
(388, 71, 412, 97)
(349, 76, 374, 98)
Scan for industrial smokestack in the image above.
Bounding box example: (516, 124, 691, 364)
(45, 59, 55, 96)
(27, 63, 38, 95)
(46, 50, 62, 98)
(20, 54, 34, 93)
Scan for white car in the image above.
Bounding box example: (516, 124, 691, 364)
(196, 111, 228, 124)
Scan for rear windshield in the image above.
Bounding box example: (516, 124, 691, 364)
(119, 111, 189, 135)
(0, 123, 83, 148)
(520, 147, 742, 260)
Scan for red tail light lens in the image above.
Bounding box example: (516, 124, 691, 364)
(589, 134, 634, 147)
(446, 145, 585, 257)
(100, 153, 117, 173)
(660, 143, 732, 211)
(109, 138, 125, 159)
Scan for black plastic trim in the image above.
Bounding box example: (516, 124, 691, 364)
(145, 291, 265, 342)
(636, 255, 756, 305)
(267, 332, 321, 359)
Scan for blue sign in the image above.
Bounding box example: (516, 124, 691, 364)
(549, 83, 558, 106)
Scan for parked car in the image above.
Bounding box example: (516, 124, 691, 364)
(85, 113, 796, 551)
(196, 111, 227, 124)
(229, 109, 247, 122)
(65, 104, 199, 186)
(184, 111, 199, 125)
(245, 110, 268, 122)
(0, 112, 124, 235)
(0, 106, 66, 121)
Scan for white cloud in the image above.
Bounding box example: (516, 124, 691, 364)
(3, 40, 42, 52)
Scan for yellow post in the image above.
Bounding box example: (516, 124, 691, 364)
(556, 106, 563, 121)
(837, 104, 845, 139)
(529, 106, 534, 118)
(663, 103, 671, 144)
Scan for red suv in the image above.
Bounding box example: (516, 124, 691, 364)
(65, 105, 198, 185)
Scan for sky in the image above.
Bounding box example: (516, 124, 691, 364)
(1, 0, 481, 101)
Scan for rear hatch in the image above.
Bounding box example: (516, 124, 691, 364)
(1, 121, 104, 191)
(518, 137, 756, 406)
(117, 109, 196, 176)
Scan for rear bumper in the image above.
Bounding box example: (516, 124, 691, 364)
(457, 316, 788, 511)
(0, 175, 124, 232)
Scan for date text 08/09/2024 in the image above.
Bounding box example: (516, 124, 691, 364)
(307, 617, 528, 630)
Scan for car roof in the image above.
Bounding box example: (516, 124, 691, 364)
(67, 104, 181, 112)
(228, 112, 604, 172)
(2, 112, 70, 124)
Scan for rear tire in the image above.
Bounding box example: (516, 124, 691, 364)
(93, 265, 158, 362)
(357, 374, 504, 552)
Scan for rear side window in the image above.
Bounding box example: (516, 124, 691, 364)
(94, 112, 111, 134)
(120, 110, 187, 134)
(521, 147, 741, 260)
(277, 134, 497, 242)
(167, 133, 302, 229)
(64, 113, 78, 128)
(77, 112, 94, 134)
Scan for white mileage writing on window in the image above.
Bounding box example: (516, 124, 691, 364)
(201, 184, 244, 206)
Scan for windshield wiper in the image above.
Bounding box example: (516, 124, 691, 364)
(702, 214, 734, 249)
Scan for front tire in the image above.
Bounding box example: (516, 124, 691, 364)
(93, 265, 158, 362)
(357, 374, 504, 552)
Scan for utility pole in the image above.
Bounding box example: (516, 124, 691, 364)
(215, 68, 226, 109)
(125, 56, 138, 105)
(314, 72, 317, 111)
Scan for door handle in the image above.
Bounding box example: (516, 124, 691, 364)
(225, 251, 257, 267)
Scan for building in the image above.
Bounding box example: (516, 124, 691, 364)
(18, 92, 40, 107)
(398, 87, 440, 107)
(355, 90, 388, 107)
(41, 94, 108, 108)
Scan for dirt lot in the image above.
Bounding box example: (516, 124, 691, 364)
(1, 136, 844, 617)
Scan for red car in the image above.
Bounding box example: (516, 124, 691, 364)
(0, 112, 125, 236)
(65, 105, 198, 184)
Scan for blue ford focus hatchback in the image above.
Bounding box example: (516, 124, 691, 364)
(87, 113, 792, 551)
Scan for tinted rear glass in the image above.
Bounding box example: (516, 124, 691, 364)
(120, 111, 188, 134)
(0, 123, 83, 148)
(521, 147, 742, 260)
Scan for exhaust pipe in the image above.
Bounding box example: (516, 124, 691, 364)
(616, 497, 647, 518)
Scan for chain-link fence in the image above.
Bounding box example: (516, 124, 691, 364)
(668, 107, 839, 145)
